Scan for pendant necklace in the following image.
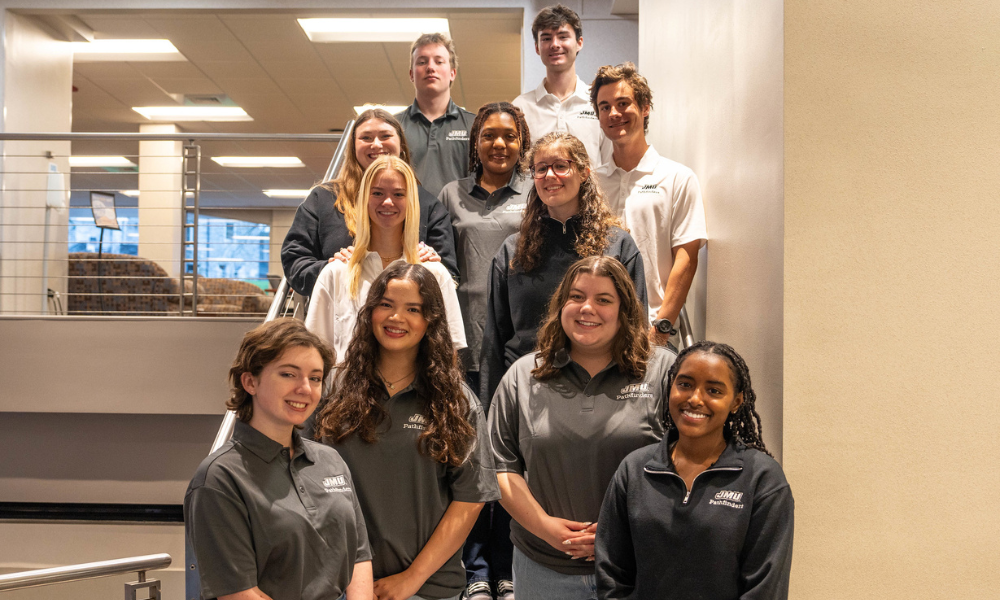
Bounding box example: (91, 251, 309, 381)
(378, 368, 415, 390)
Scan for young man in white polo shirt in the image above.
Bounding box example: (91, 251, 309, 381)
(592, 62, 708, 346)
(512, 4, 610, 166)
(395, 33, 475, 196)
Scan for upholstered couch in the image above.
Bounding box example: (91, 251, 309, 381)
(67, 252, 270, 316)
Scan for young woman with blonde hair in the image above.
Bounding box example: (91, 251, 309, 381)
(305, 156, 465, 363)
(281, 108, 457, 296)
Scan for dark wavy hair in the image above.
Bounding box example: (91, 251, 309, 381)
(532, 256, 650, 381)
(531, 4, 583, 42)
(318, 108, 413, 236)
(664, 341, 771, 456)
(590, 61, 653, 133)
(512, 132, 622, 273)
(315, 263, 474, 466)
(468, 101, 531, 177)
(227, 318, 335, 423)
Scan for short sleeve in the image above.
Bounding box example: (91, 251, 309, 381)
(488, 365, 525, 474)
(427, 262, 468, 350)
(670, 169, 708, 249)
(184, 483, 258, 598)
(349, 474, 373, 562)
(447, 387, 501, 503)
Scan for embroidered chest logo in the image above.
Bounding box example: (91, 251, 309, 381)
(322, 475, 351, 493)
(404, 413, 428, 430)
(447, 130, 469, 141)
(638, 184, 659, 193)
(616, 383, 653, 401)
(709, 490, 745, 509)
(577, 109, 598, 120)
(504, 203, 527, 213)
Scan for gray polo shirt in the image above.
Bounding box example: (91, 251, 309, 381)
(185, 420, 370, 600)
(327, 381, 500, 599)
(396, 100, 475, 196)
(488, 347, 676, 575)
(438, 172, 529, 371)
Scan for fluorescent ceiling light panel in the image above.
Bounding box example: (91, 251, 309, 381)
(354, 104, 409, 116)
(120, 190, 140, 197)
(68, 156, 135, 168)
(211, 157, 304, 168)
(133, 106, 252, 122)
(72, 39, 185, 62)
(264, 189, 313, 198)
(298, 18, 449, 43)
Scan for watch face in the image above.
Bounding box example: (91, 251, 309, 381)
(655, 320, 672, 334)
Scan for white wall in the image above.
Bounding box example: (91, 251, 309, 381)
(0, 12, 73, 315)
(638, 0, 784, 456)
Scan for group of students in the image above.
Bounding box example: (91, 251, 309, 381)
(184, 5, 793, 600)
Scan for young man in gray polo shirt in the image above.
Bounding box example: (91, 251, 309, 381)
(396, 32, 476, 196)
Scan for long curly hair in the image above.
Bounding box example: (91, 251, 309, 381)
(532, 256, 650, 381)
(664, 341, 771, 456)
(511, 132, 622, 273)
(467, 102, 531, 176)
(347, 156, 422, 298)
(319, 108, 413, 236)
(315, 263, 474, 467)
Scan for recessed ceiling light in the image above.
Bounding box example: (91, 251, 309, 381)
(263, 189, 312, 198)
(120, 190, 140, 197)
(68, 156, 136, 168)
(211, 157, 304, 168)
(298, 18, 450, 43)
(72, 39, 185, 62)
(133, 106, 252, 122)
(354, 104, 409, 116)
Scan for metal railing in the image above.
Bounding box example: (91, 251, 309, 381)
(0, 130, 345, 318)
(0, 553, 171, 599)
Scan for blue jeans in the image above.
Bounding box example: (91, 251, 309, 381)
(512, 548, 596, 600)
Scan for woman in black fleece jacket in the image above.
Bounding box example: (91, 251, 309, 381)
(595, 341, 794, 600)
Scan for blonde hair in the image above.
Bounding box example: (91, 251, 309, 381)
(347, 156, 421, 297)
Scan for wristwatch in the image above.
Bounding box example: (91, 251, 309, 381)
(652, 318, 676, 336)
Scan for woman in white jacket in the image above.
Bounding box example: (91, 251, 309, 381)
(305, 155, 466, 364)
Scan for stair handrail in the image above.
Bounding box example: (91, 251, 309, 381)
(0, 553, 171, 592)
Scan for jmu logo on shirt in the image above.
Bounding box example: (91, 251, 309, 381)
(404, 414, 428, 430)
(639, 184, 659, 193)
(504, 203, 527, 213)
(577, 109, 599, 120)
(709, 489, 745, 509)
(447, 130, 469, 141)
(322, 475, 351, 493)
(616, 383, 653, 401)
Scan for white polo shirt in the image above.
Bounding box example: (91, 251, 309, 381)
(597, 146, 707, 320)
(304, 254, 467, 364)
(513, 76, 611, 167)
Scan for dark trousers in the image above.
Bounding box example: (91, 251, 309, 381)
(464, 371, 514, 584)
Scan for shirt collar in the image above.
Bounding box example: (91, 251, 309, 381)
(469, 170, 528, 199)
(646, 428, 745, 473)
(406, 98, 462, 123)
(232, 419, 315, 464)
(598, 144, 660, 177)
(533, 76, 589, 102)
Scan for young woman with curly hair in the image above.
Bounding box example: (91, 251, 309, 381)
(304, 156, 466, 364)
(315, 263, 500, 600)
(479, 131, 647, 413)
(595, 341, 793, 600)
(438, 100, 531, 600)
(488, 256, 674, 600)
(185, 318, 373, 600)
(280, 108, 457, 296)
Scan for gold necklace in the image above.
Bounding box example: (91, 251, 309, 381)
(378, 251, 403, 262)
(377, 368, 415, 390)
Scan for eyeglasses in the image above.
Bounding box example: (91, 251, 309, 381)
(529, 159, 574, 179)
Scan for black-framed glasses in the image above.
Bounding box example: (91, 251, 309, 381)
(529, 159, 574, 179)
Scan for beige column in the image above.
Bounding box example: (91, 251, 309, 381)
(784, 1, 1000, 598)
(0, 13, 73, 315)
(137, 123, 183, 278)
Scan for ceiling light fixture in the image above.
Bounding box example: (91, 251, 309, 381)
(68, 156, 136, 168)
(354, 104, 409, 116)
(133, 106, 252, 122)
(298, 18, 450, 43)
(211, 157, 304, 168)
(263, 189, 313, 198)
(72, 39, 185, 62)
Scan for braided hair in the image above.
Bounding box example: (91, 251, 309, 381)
(467, 101, 531, 176)
(664, 341, 771, 456)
